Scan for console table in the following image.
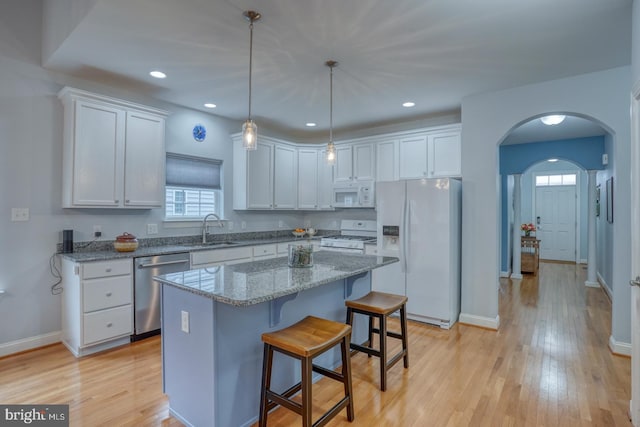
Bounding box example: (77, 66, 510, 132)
(521, 236, 540, 274)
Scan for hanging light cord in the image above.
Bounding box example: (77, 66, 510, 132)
(329, 64, 333, 143)
(248, 19, 254, 121)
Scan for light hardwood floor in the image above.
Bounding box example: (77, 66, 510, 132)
(0, 262, 631, 426)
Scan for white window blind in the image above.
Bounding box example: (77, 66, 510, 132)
(166, 153, 222, 190)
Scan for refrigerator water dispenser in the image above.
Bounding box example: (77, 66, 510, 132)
(382, 225, 400, 251)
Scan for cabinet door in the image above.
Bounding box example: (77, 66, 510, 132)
(334, 146, 353, 182)
(318, 150, 335, 209)
(353, 143, 375, 181)
(297, 149, 319, 209)
(376, 139, 399, 182)
(247, 142, 274, 209)
(72, 100, 125, 206)
(273, 145, 297, 209)
(399, 135, 428, 179)
(124, 111, 165, 207)
(428, 132, 461, 177)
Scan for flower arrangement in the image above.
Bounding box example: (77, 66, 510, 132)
(520, 223, 536, 237)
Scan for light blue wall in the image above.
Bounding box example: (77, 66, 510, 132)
(499, 137, 604, 271)
(596, 133, 615, 295)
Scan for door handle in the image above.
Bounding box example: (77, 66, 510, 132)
(536, 216, 541, 225)
(630, 276, 640, 287)
(138, 260, 189, 269)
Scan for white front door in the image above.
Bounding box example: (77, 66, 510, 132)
(535, 184, 576, 262)
(629, 81, 640, 426)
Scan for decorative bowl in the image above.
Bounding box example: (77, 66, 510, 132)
(292, 230, 306, 237)
(114, 232, 139, 252)
(305, 228, 317, 237)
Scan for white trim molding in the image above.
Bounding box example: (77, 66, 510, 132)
(510, 273, 523, 280)
(459, 313, 500, 330)
(597, 272, 612, 300)
(0, 331, 61, 358)
(609, 335, 631, 357)
(500, 270, 511, 278)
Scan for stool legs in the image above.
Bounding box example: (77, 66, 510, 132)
(341, 337, 355, 421)
(259, 344, 273, 427)
(378, 313, 388, 391)
(400, 304, 409, 369)
(301, 357, 312, 427)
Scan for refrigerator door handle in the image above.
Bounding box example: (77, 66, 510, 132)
(404, 201, 411, 273)
(400, 195, 408, 273)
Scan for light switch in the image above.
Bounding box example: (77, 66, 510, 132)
(11, 208, 29, 222)
(181, 310, 189, 333)
(147, 224, 158, 235)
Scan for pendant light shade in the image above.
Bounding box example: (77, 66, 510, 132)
(326, 60, 338, 165)
(242, 10, 261, 151)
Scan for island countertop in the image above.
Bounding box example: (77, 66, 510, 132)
(154, 251, 398, 306)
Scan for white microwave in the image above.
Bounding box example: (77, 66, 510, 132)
(332, 181, 375, 208)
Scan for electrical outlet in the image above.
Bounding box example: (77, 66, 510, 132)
(228, 221, 234, 231)
(147, 223, 158, 235)
(241, 221, 246, 230)
(10, 208, 29, 222)
(93, 225, 102, 238)
(181, 310, 189, 333)
(278, 220, 284, 228)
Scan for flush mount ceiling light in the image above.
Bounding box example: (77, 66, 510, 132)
(548, 158, 559, 162)
(204, 103, 216, 109)
(540, 115, 566, 126)
(306, 122, 317, 127)
(402, 101, 415, 107)
(242, 10, 261, 151)
(325, 60, 338, 165)
(149, 70, 167, 79)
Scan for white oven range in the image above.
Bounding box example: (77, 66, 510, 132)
(319, 220, 376, 254)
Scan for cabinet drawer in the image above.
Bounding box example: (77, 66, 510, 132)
(191, 247, 253, 266)
(253, 244, 277, 258)
(83, 275, 132, 312)
(82, 259, 132, 279)
(83, 305, 132, 345)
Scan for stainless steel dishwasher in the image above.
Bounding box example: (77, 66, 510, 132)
(133, 252, 190, 340)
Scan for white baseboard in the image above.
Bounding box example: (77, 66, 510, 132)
(510, 273, 523, 280)
(579, 259, 587, 264)
(500, 270, 511, 278)
(609, 335, 631, 357)
(585, 280, 600, 288)
(597, 272, 613, 300)
(459, 313, 500, 330)
(0, 331, 61, 358)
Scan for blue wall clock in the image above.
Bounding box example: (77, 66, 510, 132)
(192, 124, 206, 142)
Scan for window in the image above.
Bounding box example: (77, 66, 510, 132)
(535, 173, 577, 186)
(165, 153, 223, 219)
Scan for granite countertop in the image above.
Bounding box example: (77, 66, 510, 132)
(58, 235, 325, 262)
(154, 251, 398, 306)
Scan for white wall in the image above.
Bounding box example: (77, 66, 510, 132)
(461, 66, 632, 344)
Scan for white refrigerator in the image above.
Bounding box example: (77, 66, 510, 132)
(373, 178, 462, 329)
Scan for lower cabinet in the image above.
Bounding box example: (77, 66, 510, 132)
(190, 247, 253, 268)
(61, 258, 133, 357)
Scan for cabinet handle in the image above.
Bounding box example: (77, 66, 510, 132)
(106, 322, 113, 328)
(105, 268, 112, 273)
(125, 199, 130, 203)
(106, 292, 112, 297)
(115, 200, 119, 203)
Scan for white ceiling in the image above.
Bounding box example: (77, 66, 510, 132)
(43, 0, 631, 140)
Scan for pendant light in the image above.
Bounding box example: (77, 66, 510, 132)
(325, 60, 338, 165)
(242, 10, 261, 150)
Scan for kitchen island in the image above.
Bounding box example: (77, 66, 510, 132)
(155, 251, 398, 427)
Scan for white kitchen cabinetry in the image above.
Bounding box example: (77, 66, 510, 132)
(233, 137, 297, 210)
(334, 143, 375, 183)
(58, 87, 168, 208)
(399, 127, 461, 179)
(252, 244, 277, 260)
(191, 247, 253, 268)
(376, 139, 399, 182)
(297, 148, 335, 210)
(61, 258, 133, 357)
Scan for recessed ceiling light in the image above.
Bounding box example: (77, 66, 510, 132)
(305, 123, 317, 127)
(548, 158, 559, 162)
(149, 70, 167, 79)
(402, 102, 415, 108)
(540, 115, 565, 125)
(204, 103, 216, 109)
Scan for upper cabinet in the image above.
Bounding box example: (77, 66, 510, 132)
(58, 87, 168, 209)
(334, 143, 375, 183)
(399, 126, 461, 179)
(297, 148, 335, 210)
(233, 137, 297, 210)
(376, 139, 399, 182)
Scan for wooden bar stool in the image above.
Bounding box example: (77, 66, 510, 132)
(345, 291, 409, 391)
(259, 315, 355, 427)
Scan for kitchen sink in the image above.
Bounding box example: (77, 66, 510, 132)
(201, 241, 239, 247)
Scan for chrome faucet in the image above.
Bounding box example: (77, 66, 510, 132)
(202, 213, 223, 244)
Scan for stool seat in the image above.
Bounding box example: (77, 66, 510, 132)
(262, 316, 352, 358)
(345, 291, 408, 316)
